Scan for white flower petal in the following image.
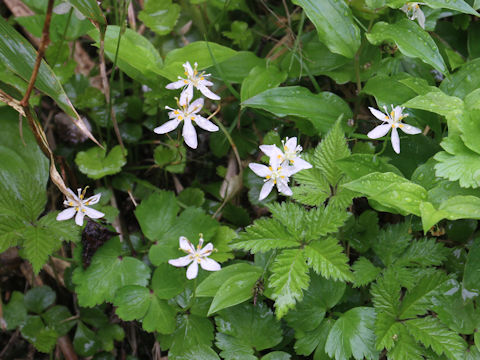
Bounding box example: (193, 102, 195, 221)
(284, 137, 297, 151)
(183, 61, 194, 76)
(75, 211, 86, 226)
(179, 236, 195, 253)
(56, 207, 76, 221)
(276, 178, 292, 197)
(391, 127, 400, 154)
(179, 84, 194, 106)
(259, 180, 275, 201)
(194, 116, 219, 132)
(84, 193, 101, 205)
(367, 124, 391, 139)
(84, 207, 105, 219)
(200, 242, 214, 256)
(201, 80, 214, 87)
(67, 188, 79, 201)
(249, 163, 271, 177)
(400, 123, 422, 135)
(200, 257, 221, 271)
(290, 157, 312, 173)
(198, 85, 220, 100)
(259, 144, 283, 160)
(369, 107, 390, 122)
(182, 118, 198, 149)
(186, 261, 199, 279)
(169, 255, 192, 267)
(154, 119, 181, 134)
(416, 8, 426, 29)
(166, 79, 187, 90)
(188, 98, 204, 114)
(393, 106, 404, 121)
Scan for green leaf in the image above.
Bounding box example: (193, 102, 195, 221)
(292, 167, 330, 206)
(261, 352, 291, 360)
(402, 91, 464, 119)
(177, 188, 205, 208)
(286, 273, 344, 332)
(138, 0, 180, 36)
(215, 333, 257, 360)
(160, 41, 237, 81)
(395, 238, 448, 267)
(73, 322, 101, 356)
(240, 64, 287, 102)
(314, 120, 350, 186)
(422, 0, 479, 15)
(398, 271, 450, 319)
(292, 0, 361, 58)
(2, 291, 27, 330)
(242, 86, 353, 134)
(175, 344, 221, 360)
(210, 51, 265, 84)
(463, 237, 480, 297)
(88, 26, 164, 83)
(325, 307, 379, 360)
(24, 286, 56, 314)
(352, 257, 382, 287)
(305, 205, 351, 240)
(459, 111, 480, 155)
(405, 316, 467, 359)
(295, 319, 333, 357)
(42, 305, 75, 336)
(215, 302, 283, 351)
(151, 263, 186, 299)
(337, 154, 402, 180)
(67, 0, 106, 24)
(21, 315, 58, 353)
(97, 323, 125, 352)
(371, 269, 401, 315)
(113, 285, 176, 334)
(363, 74, 418, 106)
(0, 18, 95, 142)
(304, 238, 352, 281)
(440, 58, 480, 99)
(366, 19, 447, 73)
(372, 222, 411, 267)
(134, 191, 179, 241)
(434, 135, 480, 188)
(207, 271, 261, 315)
(387, 324, 425, 360)
(75, 145, 127, 180)
(196, 263, 262, 297)
(223, 21, 254, 50)
(72, 238, 151, 307)
(342, 172, 428, 216)
(234, 218, 299, 253)
(268, 249, 310, 318)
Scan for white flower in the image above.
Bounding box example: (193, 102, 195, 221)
(53, 2, 86, 20)
(154, 98, 218, 149)
(259, 137, 312, 173)
(166, 61, 220, 105)
(401, 2, 426, 29)
(56, 187, 105, 226)
(249, 157, 295, 201)
(168, 235, 221, 280)
(367, 105, 422, 154)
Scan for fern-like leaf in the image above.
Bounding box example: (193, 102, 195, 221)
(233, 218, 298, 253)
(387, 325, 425, 360)
(395, 238, 448, 267)
(303, 237, 352, 281)
(352, 257, 382, 288)
(268, 249, 310, 318)
(405, 316, 467, 359)
(305, 205, 351, 240)
(292, 167, 330, 206)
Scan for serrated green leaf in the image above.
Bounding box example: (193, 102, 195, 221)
(325, 307, 379, 360)
(336, 154, 402, 180)
(75, 145, 127, 180)
(292, 167, 330, 206)
(352, 257, 382, 287)
(215, 302, 283, 351)
(375, 313, 402, 351)
(395, 238, 448, 267)
(269, 249, 310, 318)
(295, 319, 333, 357)
(72, 238, 151, 307)
(371, 269, 401, 315)
(405, 316, 467, 359)
(291, 0, 360, 58)
(2, 291, 27, 330)
(372, 223, 411, 267)
(304, 238, 352, 281)
(366, 19, 447, 73)
(398, 272, 450, 319)
(387, 324, 425, 360)
(463, 237, 480, 297)
(215, 333, 257, 360)
(175, 344, 220, 360)
(305, 205, 351, 240)
(314, 120, 350, 186)
(134, 191, 179, 241)
(434, 135, 480, 188)
(233, 218, 298, 253)
(268, 202, 307, 238)
(242, 86, 352, 134)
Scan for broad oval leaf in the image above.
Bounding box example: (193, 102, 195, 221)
(366, 19, 447, 74)
(242, 86, 352, 134)
(292, 0, 361, 58)
(75, 145, 127, 179)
